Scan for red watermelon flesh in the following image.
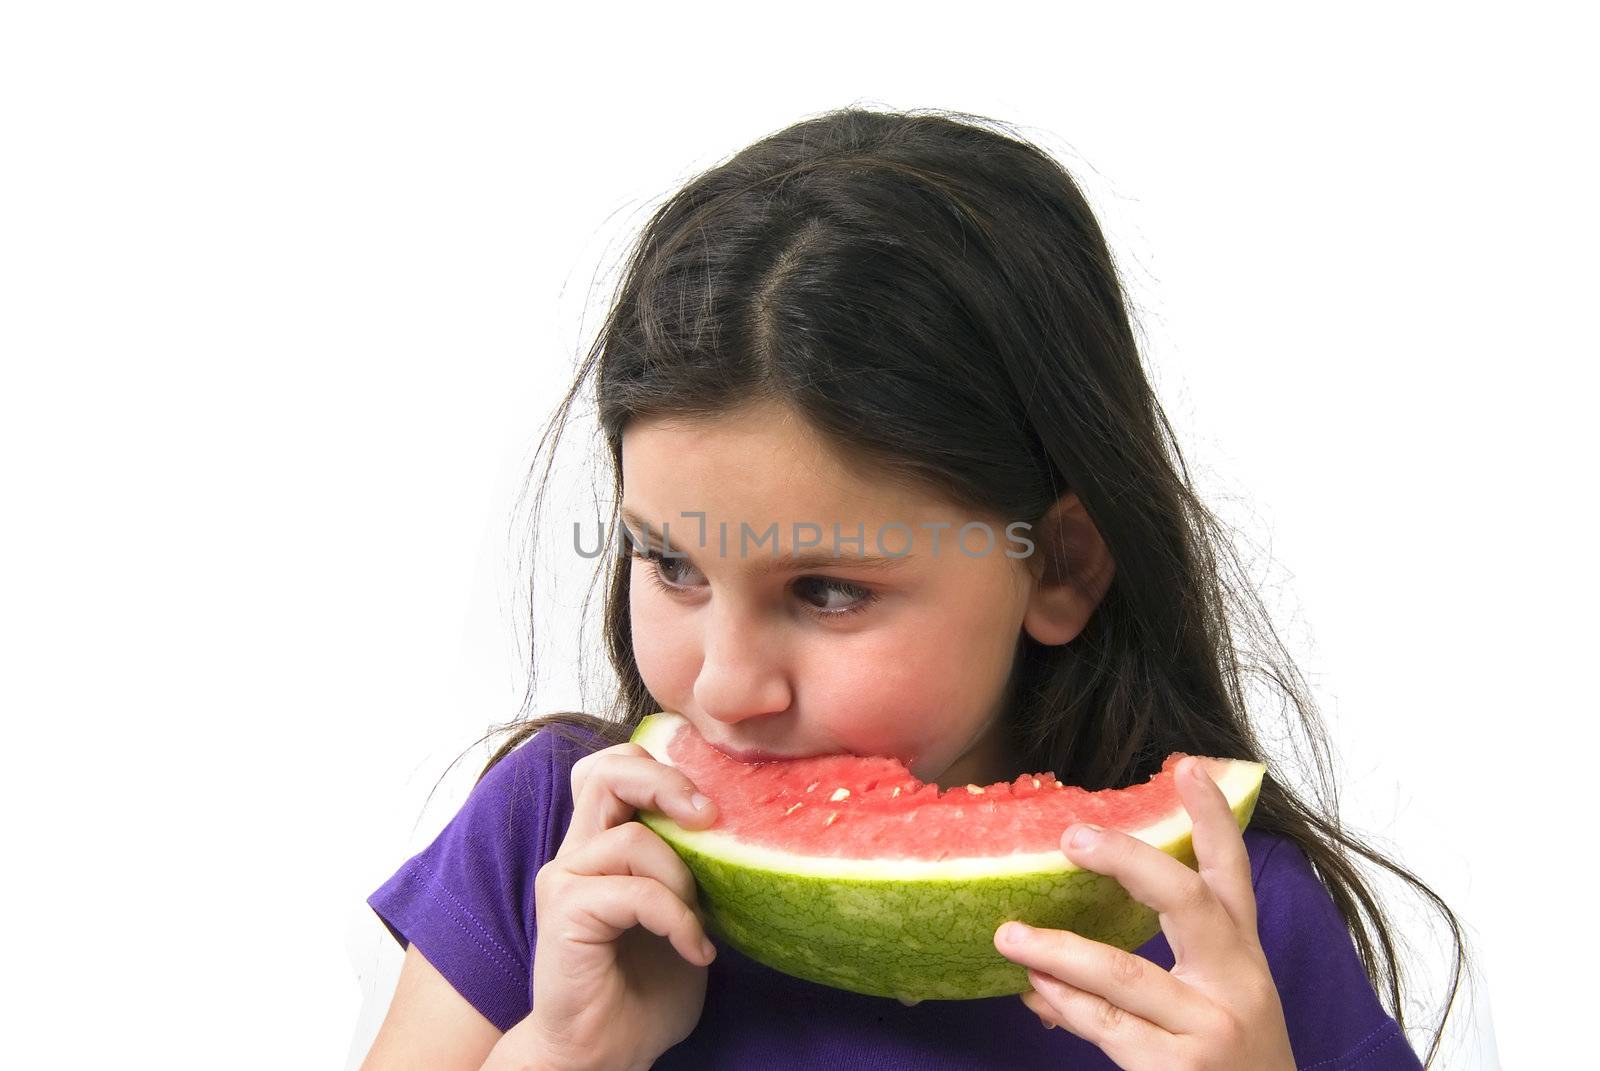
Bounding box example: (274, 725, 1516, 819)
(661, 717, 1232, 861)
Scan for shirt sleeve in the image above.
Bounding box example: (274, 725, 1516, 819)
(1253, 835, 1425, 1070)
(366, 725, 599, 1033)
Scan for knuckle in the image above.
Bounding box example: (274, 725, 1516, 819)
(1179, 874, 1212, 912)
(613, 822, 693, 881)
(624, 822, 683, 879)
(533, 860, 563, 899)
(569, 752, 596, 796)
(1212, 1008, 1245, 1049)
(1093, 995, 1126, 1034)
(618, 818, 658, 850)
(1107, 949, 1144, 988)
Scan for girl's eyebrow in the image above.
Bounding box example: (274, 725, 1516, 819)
(619, 508, 916, 577)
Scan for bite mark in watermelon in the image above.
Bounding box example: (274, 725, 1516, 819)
(631, 711, 1266, 1002)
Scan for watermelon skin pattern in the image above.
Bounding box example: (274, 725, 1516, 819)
(638, 780, 1262, 1002)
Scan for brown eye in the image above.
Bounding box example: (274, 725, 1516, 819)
(631, 547, 702, 589)
(792, 576, 879, 618)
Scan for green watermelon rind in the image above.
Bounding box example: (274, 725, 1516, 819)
(631, 712, 1267, 1002)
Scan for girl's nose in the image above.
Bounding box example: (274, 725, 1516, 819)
(692, 603, 792, 726)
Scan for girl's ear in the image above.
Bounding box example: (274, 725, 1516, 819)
(1020, 491, 1116, 647)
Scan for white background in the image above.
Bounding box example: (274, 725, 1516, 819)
(2, 2, 1591, 1067)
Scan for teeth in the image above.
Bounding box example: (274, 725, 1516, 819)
(830, 787, 851, 801)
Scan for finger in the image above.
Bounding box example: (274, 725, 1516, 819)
(1019, 989, 1058, 1031)
(561, 872, 718, 967)
(995, 921, 1211, 1036)
(561, 748, 717, 855)
(1021, 965, 1183, 1067)
(1180, 755, 1259, 943)
(568, 743, 649, 815)
(560, 819, 706, 913)
(1059, 813, 1238, 969)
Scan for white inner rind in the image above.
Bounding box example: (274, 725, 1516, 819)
(634, 712, 1267, 880)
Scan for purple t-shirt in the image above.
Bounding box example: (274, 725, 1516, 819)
(368, 725, 1424, 1069)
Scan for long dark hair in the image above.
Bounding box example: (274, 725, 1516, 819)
(452, 105, 1467, 1064)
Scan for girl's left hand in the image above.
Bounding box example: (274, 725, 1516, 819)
(994, 756, 1296, 1070)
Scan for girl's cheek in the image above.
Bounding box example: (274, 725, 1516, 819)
(630, 584, 694, 697)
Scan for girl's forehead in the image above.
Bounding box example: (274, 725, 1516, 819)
(621, 407, 953, 520)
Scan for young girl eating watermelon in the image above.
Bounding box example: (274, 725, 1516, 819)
(359, 107, 1468, 1070)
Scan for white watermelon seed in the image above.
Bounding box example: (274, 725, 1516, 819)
(965, 784, 984, 795)
(891, 786, 901, 798)
(806, 781, 820, 793)
(824, 812, 838, 826)
(1032, 778, 1041, 789)
(785, 802, 804, 816)
(830, 787, 851, 801)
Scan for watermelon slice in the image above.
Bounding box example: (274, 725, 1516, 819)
(631, 711, 1266, 1002)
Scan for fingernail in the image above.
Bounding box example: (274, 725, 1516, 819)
(1188, 759, 1208, 783)
(700, 938, 717, 962)
(1069, 823, 1103, 849)
(1001, 922, 1030, 944)
(689, 792, 711, 811)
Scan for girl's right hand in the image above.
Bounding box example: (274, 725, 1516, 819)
(507, 741, 721, 1071)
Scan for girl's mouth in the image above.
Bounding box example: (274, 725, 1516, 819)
(711, 741, 850, 764)
(714, 744, 805, 763)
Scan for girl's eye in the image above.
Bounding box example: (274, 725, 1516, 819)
(633, 546, 701, 589)
(792, 575, 878, 617)
(629, 547, 880, 619)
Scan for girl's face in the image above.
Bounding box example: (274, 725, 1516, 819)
(621, 401, 1060, 789)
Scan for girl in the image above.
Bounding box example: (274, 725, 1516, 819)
(360, 107, 1468, 1070)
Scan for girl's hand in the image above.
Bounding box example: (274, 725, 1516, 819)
(994, 757, 1295, 1071)
(507, 742, 720, 1071)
